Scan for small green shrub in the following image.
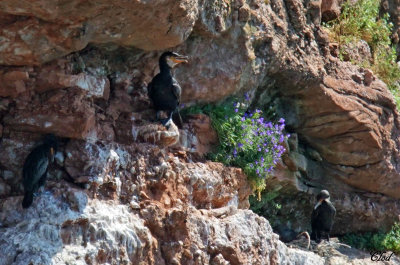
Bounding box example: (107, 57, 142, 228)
(323, 0, 400, 104)
(183, 95, 289, 194)
(371, 46, 400, 91)
(341, 223, 400, 254)
(383, 223, 400, 254)
(341, 232, 386, 251)
(325, 0, 392, 50)
(249, 188, 281, 216)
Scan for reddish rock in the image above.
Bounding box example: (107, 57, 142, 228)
(3, 89, 96, 139)
(321, 0, 341, 22)
(0, 0, 198, 65)
(179, 114, 218, 155)
(41, 73, 110, 99)
(64, 140, 118, 181)
(95, 121, 115, 142)
(185, 163, 251, 209)
(0, 70, 30, 97)
(341, 40, 372, 63)
(3, 70, 29, 82)
(307, 0, 322, 26)
(363, 68, 375, 86)
(64, 140, 89, 180)
(351, 74, 363, 84)
(329, 43, 340, 57)
(0, 58, 109, 100)
(294, 73, 400, 198)
(238, 5, 251, 22)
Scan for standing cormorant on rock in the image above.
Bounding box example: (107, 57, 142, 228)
(22, 134, 58, 208)
(311, 189, 336, 243)
(148, 51, 188, 128)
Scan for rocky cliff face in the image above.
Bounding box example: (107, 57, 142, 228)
(1, 0, 400, 264)
(1, 139, 327, 264)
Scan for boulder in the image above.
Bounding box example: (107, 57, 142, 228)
(0, 0, 199, 65)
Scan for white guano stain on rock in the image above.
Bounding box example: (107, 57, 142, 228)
(0, 192, 152, 265)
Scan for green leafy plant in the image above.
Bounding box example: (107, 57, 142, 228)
(183, 95, 289, 195)
(324, 0, 392, 50)
(371, 45, 400, 93)
(341, 223, 400, 254)
(382, 223, 400, 254)
(323, 0, 400, 104)
(249, 188, 281, 216)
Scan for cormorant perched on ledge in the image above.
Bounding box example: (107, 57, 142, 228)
(148, 51, 188, 128)
(22, 134, 58, 208)
(311, 189, 336, 243)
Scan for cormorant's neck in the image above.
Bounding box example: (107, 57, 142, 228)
(159, 60, 172, 76)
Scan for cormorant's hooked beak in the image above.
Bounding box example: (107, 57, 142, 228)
(171, 55, 189, 64)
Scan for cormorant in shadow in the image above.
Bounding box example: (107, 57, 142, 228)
(22, 134, 58, 208)
(311, 189, 336, 243)
(148, 51, 188, 128)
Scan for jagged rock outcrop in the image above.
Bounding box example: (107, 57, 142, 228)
(321, 0, 342, 22)
(0, 0, 198, 65)
(1, 0, 400, 264)
(0, 141, 325, 265)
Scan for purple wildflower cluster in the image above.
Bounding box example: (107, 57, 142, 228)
(224, 98, 289, 180)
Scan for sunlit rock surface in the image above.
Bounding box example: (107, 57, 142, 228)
(1, 0, 400, 263)
(0, 0, 198, 65)
(0, 141, 323, 264)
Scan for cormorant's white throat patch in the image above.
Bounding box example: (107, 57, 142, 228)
(314, 198, 330, 209)
(314, 200, 322, 210)
(167, 57, 177, 68)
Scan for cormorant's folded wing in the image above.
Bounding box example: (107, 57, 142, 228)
(171, 79, 182, 103)
(311, 207, 320, 225)
(23, 149, 49, 185)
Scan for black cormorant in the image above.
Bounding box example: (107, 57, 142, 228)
(148, 51, 188, 128)
(311, 189, 336, 243)
(22, 134, 58, 208)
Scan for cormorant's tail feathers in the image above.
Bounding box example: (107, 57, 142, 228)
(172, 110, 183, 129)
(22, 192, 33, 208)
